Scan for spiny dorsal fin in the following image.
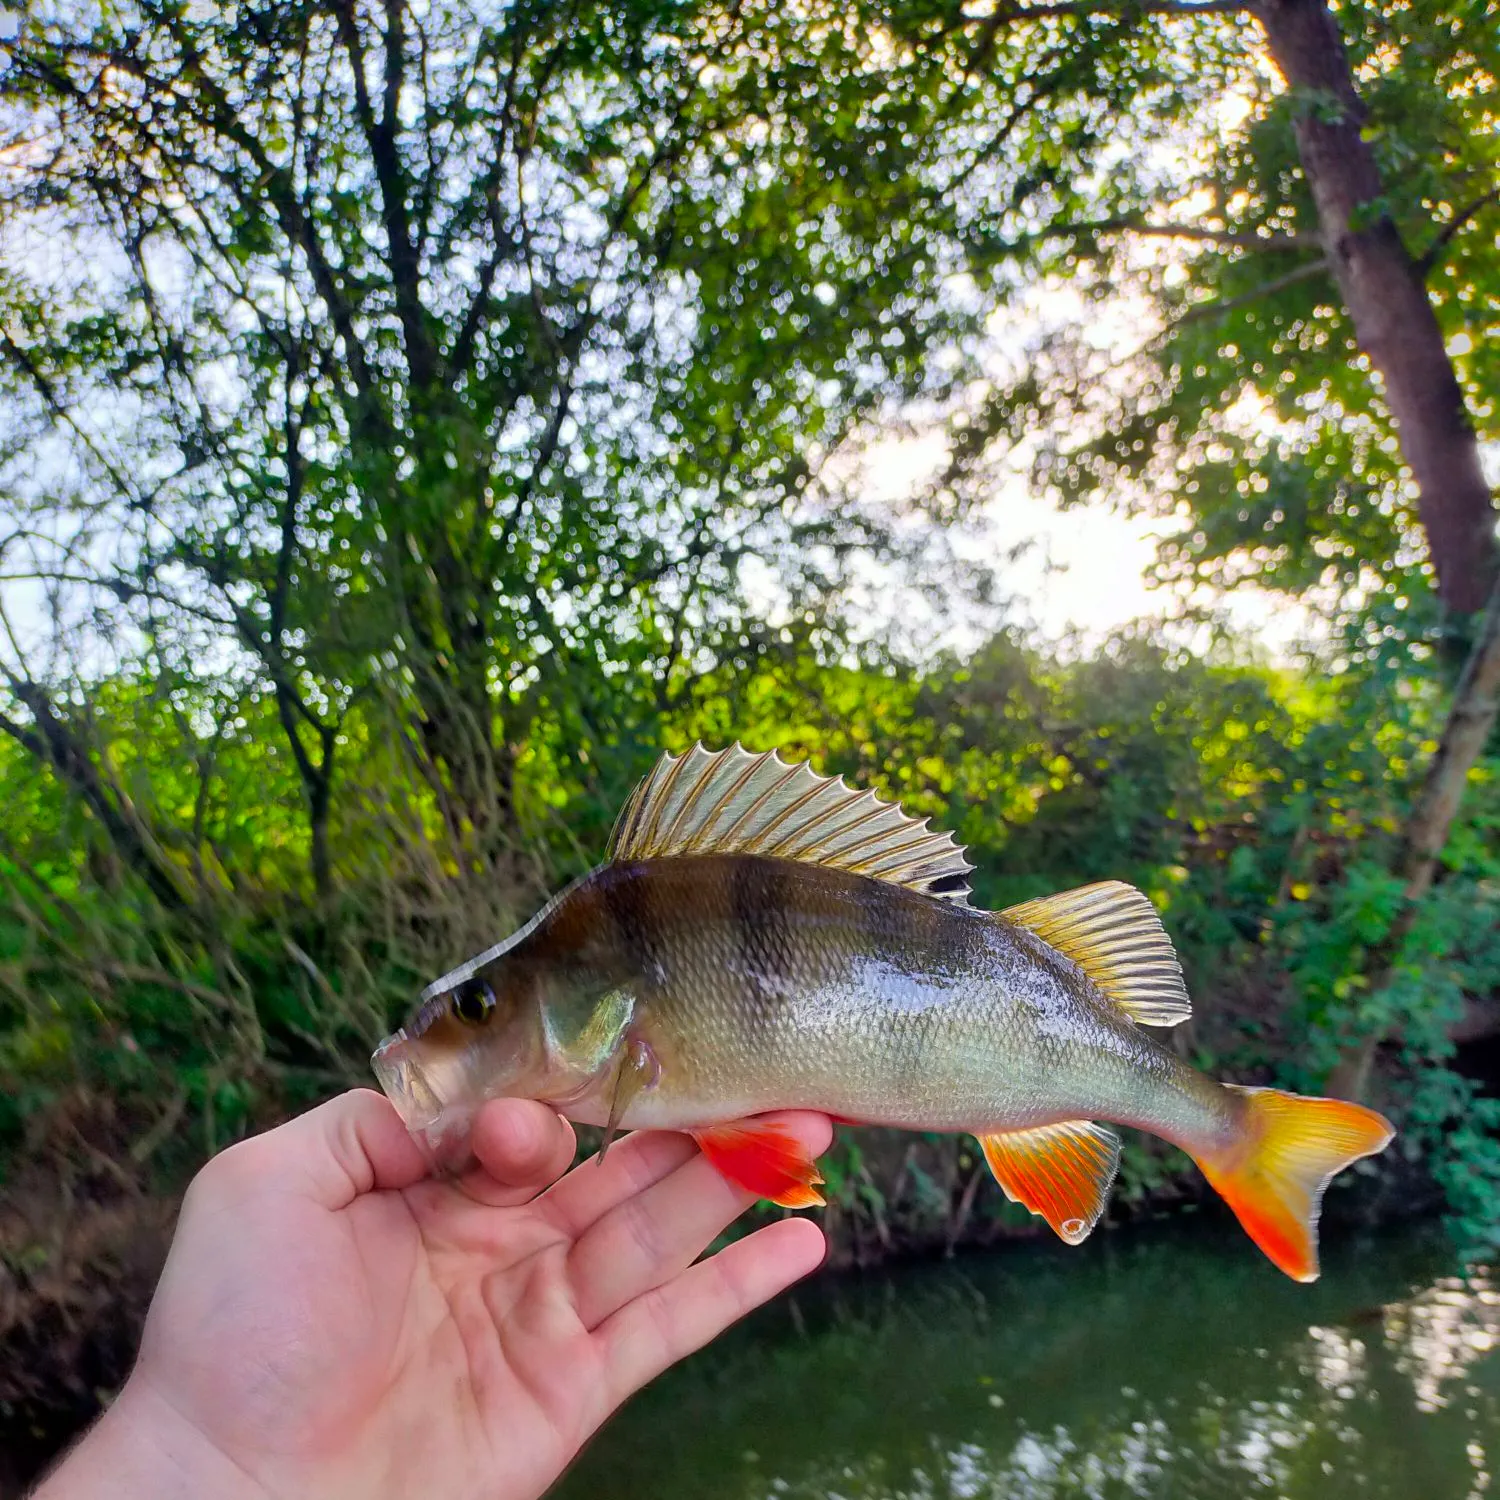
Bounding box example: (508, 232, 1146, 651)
(608, 742, 973, 905)
(1000, 881, 1190, 1026)
(978, 1120, 1120, 1245)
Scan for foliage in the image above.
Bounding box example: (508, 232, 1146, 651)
(957, 0, 1498, 626)
(2, 628, 1494, 1230)
(0, 0, 1245, 882)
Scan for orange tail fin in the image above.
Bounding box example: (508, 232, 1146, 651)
(1193, 1086, 1393, 1282)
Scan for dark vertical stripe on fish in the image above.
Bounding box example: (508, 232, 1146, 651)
(601, 862, 662, 996)
(731, 853, 783, 1043)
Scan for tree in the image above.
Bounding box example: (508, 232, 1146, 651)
(1253, 0, 1497, 614)
(3, 0, 1242, 896)
(942, 0, 1497, 1096)
(958, 1, 1495, 608)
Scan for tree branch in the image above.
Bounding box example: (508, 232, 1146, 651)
(448, 9, 576, 373)
(979, 0, 1251, 15)
(332, 0, 439, 386)
(1175, 255, 1330, 323)
(1417, 185, 1500, 277)
(0, 673, 190, 911)
(156, 14, 384, 415)
(1061, 217, 1314, 252)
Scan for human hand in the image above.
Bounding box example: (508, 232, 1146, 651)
(38, 1090, 831, 1500)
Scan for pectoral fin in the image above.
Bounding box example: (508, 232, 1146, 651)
(977, 1120, 1121, 1245)
(598, 1037, 661, 1161)
(689, 1119, 826, 1208)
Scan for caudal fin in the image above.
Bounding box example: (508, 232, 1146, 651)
(1193, 1086, 1393, 1282)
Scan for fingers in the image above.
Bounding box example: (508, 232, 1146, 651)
(566, 1111, 832, 1329)
(598, 1216, 826, 1397)
(209, 1089, 431, 1211)
(536, 1128, 702, 1239)
(201, 1092, 577, 1218)
(459, 1099, 578, 1207)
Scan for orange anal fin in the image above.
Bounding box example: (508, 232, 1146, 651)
(978, 1120, 1121, 1245)
(689, 1120, 826, 1208)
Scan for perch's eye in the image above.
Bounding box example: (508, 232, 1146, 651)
(451, 981, 497, 1026)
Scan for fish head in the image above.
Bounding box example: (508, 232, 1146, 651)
(372, 942, 636, 1169)
(372, 959, 554, 1171)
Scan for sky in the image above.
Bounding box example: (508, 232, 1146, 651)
(835, 251, 1316, 662)
(852, 426, 1168, 639)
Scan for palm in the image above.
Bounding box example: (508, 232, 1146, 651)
(130, 1092, 829, 1500)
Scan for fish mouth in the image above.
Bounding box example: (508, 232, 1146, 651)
(371, 1030, 446, 1133)
(371, 1030, 479, 1173)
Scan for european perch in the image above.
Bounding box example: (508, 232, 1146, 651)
(373, 744, 1392, 1281)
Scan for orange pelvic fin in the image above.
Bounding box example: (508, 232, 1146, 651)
(689, 1119, 826, 1208)
(977, 1120, 1121, 1245)
(1193, 1086, 1394, 1282)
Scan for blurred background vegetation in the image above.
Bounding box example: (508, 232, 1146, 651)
(1, 0, 1497, 1470)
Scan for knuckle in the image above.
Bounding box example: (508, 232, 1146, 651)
(193, 1137, 252, 1189)
(189, 1132, 273, 1201)
(635, 1284, 678, 1364)
(620, 1193, 665, 1267)
(710, 1246, 752, 1308)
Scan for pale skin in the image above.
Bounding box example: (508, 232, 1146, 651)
(35, 1090, 832, 1500)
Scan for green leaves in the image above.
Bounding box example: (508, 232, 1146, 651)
(969, 0, 1497, 625)
(2, 0, 1277, 867)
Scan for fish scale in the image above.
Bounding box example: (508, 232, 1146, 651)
(607, 856, 1200, 1140)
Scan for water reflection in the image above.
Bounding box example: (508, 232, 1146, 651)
(1386, 1273, 1500, 1413)
(553, 1224, 1499, 1500)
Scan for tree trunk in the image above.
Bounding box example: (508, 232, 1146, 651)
(1248, 0, 1500, 1099)
(1329, 573, 1500, 1099)
(1253, 0, 1498, 612)
(1396, 580, 1500, 898)
(415, 670, 513, 856)
(0, 679, 189, 912)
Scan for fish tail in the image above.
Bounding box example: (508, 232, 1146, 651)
(1191, 1086, 1393, 1282)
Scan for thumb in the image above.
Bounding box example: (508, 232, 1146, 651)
(219, 1089, 432, 1210)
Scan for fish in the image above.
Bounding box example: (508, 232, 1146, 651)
(372, 743, 1393, 1281)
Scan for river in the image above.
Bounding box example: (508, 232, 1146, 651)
(552, 1220, 1498, 1499)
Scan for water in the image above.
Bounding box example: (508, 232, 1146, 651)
(553, 1221, 1499, 1500)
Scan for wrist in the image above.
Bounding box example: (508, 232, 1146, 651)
(33, 1378, 272, 1500)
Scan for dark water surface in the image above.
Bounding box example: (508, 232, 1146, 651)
(553, 1221, 1498, 1500)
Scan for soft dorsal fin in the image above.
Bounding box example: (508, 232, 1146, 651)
(978, 1120, 1120, 1245)
(608, 743, 973, 904)
(1000, 881, 1190, 1026)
